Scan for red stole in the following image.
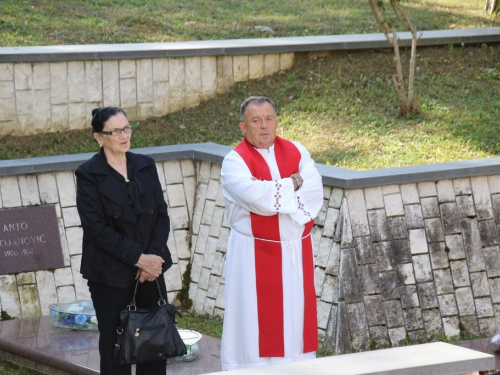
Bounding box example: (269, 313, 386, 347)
(234, 136, 318, 357)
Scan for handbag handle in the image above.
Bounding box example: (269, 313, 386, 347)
(128, 279, 168, 311)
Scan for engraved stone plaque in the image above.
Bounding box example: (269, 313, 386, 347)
(0, 205, 64, 274)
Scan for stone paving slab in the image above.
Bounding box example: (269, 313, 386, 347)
(0, 28, 499, 62)
(0, 316, 221, 375)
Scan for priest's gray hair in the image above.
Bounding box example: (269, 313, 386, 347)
(239, 96, 276, 122)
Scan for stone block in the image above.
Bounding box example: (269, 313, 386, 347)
(180, 159, 195, 177)
(16, 272, 35, 285)
(190, 253, 204, 284)
(165, 263, 182, 291)
(453, 178, 472, 195)
(18, 175, 40, 206)
(417, 282, 438, 309)
(68, 102, 86, 130)
(32, 63, 50, 92)
(56, 285, 76, 303)
(15, 63, 32, 90)
(353, 236, 374, 265)
(382, 185, 399, 195)
(50, 62, 68, 105)
(184, 176, 196, 220)
(17, 115, 34, 135)
(404, 204, 424, 229)
(369, 326, 390, 349)
(207, 274, 221, 299)
(199, 267, 211, 291)
(137, 59, 153, 103)
(318, 301, 332, 330)
(233, 55, 249, 82)
(479, 317, 495, 335)
(0, 81, 13, 99)
(66, 227, 83, 255)
(484, 246, 500, 278)
(478, 220, 499, 246)
(461, 316, 480, 337)
(471, 176, 493, 220)
(62, 206, 80, 227)
(209, 206, 224, 238)
(152, 58, 169, 82)
(206, 179, 219, 201)
(364, 186, 384, 209)
(413, 254, 433, 282)
(392, 239, 412, 263)
(280, 52, 294, 71)
(359, 264, 380, 295)
(404, 308, 424, 331)
(35, 270, 57, 316)
(384, 194, 404, 217)
(493, 194, 500, 223)
(203, 297, 216, 316)
(364, 295, 385, 326)
(19, 285, 41, 318)
(210, 163, 221, 181)
(263, 53, 280, 76)
(195, 225, 209, 256)
(55, 171, 76, 207)
(442, 316, 460, 338)
(345, 189, 369, 236)
(316, 199, 328, 227)
(436, 179, 455, 203)
(323, 207, 340, 238)
(100, 60, 120, 107)
(170, 205, 189, 230)
(185, 57, 201, 108)
(211, 251, 225, 278)
(438, 294, 458, 316)
(217, 56, 233, 94)
(400, 285, 419, 308)
(456, 195, 476, 218)
(379, 271, 399, 300)
(418, 181, 437, 197)
(201, 56, 217, 100)
(215, 283, 225, 309)
(201, 200, 216, 227)
(422, 309, 443, 338)
(67, 61, 85, 103)
(455, 287, 476, 316)
(367, 209, 389, 242)
(0, 63, 13, 81)
(470, 271, 490, 297)
(489, 175, 500, 194)
(475, 297, 494, 318)
(429, 242, 448, 269)
(488, 278, 500, 303)
(202, 237, 218, 270)
(163, 160, 183, 185)
(16, 89, 33, 115)
(401, 183, 419, 204)
(153, 80, 169, 116)
(433, 268, 454, 295)
(347, 302, 370, 350)
(0, 176, 21, 207)
(396, 263, 415, 285)
(51, 104, 68, 132)
(316, 237, 334, 268)
(0, 98, 16, 122)
(37, 173, 58, 204)
(326, 242, 340, 276)
(339, 248, 363, 303)
(440, 202, 461, 234)
(166, 184, 186, 208)
(193, 288, 207, 314)
(120, 78, 137, 108)
(450, 260, 470, 287)
(409, 229, 428, 254)
(329, 188, 344, 208)
(323, 304, 338, 352)
(374, 242, 395, 271)
(388, 216, 407, 240)
(461, 218, 486, 272)
(315, 267, 326, 297)
(54, 267, 74, 286)
(444, 234, 466, 260)
(383, 300, 404, 328)
(421, 197, 439, 218)
(198, 161, 212, 184)
(33, 90, 51, 133)
(249, 54, 264, 80)
(321, 275, 337, 303)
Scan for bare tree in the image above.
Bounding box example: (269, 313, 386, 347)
(368, 0, 421, 116)
(485, 0, 499, 14)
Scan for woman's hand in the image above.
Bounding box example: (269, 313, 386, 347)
(135, 254, 164, 282)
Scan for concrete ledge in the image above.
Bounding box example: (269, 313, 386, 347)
(1, 143, 500, 189)
(1, 28, 499, 62)
(207, 342, 495, 375)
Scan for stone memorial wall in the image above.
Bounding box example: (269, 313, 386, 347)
(1, 150, 500, 354)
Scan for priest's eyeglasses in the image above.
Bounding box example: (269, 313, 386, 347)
(99, 126, 133, 136)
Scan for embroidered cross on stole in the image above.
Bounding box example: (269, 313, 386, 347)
(234, 136, 318, 357)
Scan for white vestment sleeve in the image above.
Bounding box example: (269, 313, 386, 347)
(221, 151, 297, 216)
(289, 142, 324, 226)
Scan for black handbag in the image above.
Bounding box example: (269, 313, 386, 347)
(113, 279, 187, 365)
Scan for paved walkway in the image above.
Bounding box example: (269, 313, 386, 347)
(0, 316, 221, 374)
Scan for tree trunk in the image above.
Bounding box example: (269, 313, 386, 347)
(486, 0, 499, 14)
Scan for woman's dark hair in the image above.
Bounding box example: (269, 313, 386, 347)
(91, 107, 127, 134)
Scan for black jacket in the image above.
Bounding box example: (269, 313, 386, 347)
(75, 149, 172, 288)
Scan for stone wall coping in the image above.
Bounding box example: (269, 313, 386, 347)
(2, 143, 500, 188)
(1, 28, 499, 62)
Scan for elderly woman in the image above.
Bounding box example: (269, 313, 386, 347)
(75, 107, 172, 375)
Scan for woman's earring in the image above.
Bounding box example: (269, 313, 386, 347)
(99, 143, 103, 148)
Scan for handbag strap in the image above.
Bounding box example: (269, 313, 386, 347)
(129, 279, 167, 310)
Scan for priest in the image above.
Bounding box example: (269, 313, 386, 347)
(220, 96, 324, 370)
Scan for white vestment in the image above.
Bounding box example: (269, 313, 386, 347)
(220, 141, 324, 371)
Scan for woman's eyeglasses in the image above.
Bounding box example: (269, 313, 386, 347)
(99, 126, 133, 136)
